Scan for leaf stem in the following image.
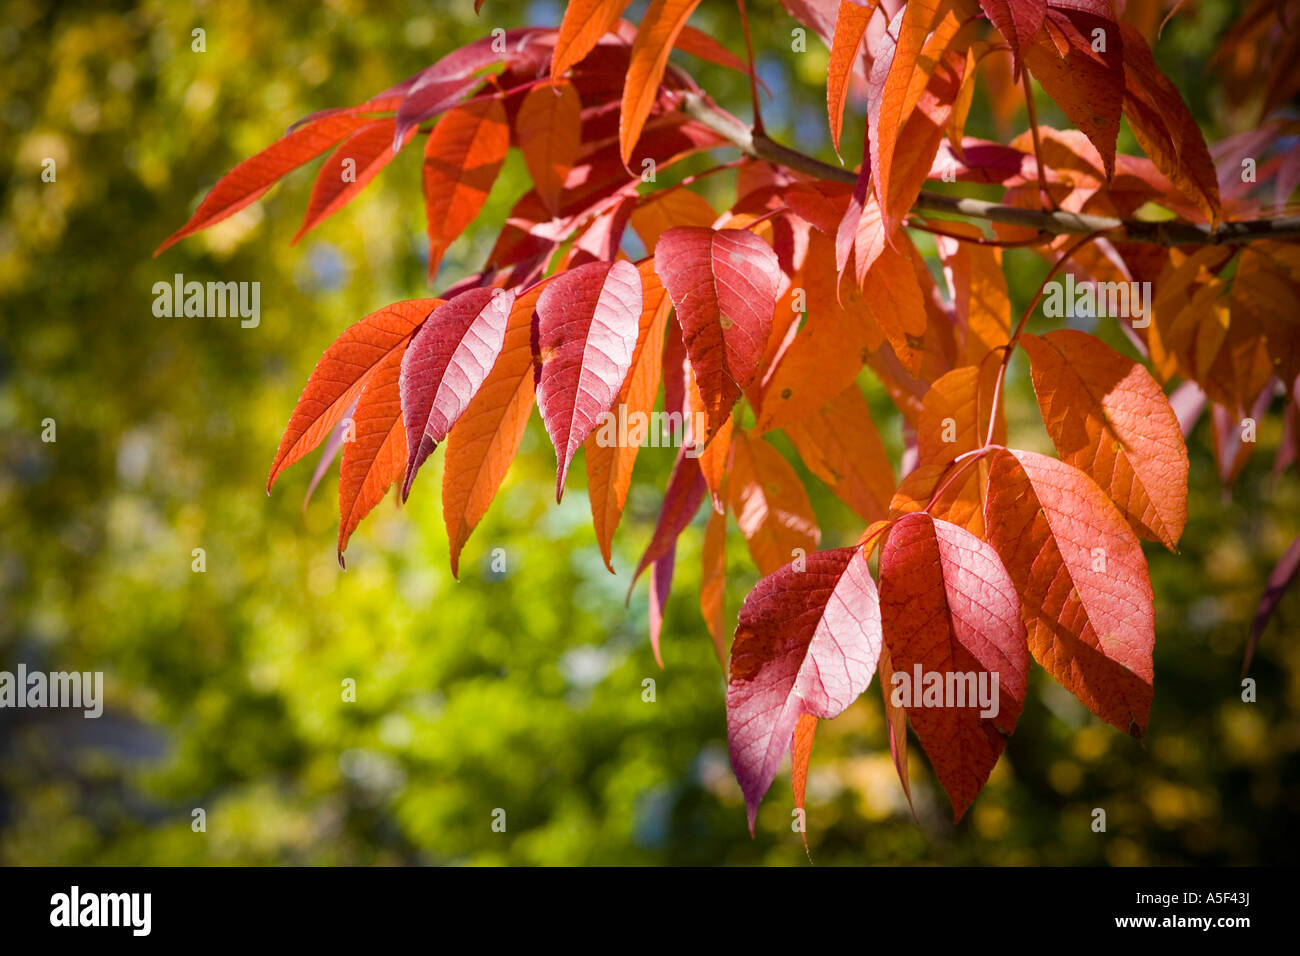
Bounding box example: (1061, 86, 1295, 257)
(982, 231, 1103, 448)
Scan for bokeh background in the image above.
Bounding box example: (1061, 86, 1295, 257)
(1, 0, 1297, 865)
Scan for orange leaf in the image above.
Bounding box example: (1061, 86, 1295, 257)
(294, 119, 415, 242)
(1022, 1, 1123, 178)
(934, 225, 1010, 366)
(785, 384, 895, 524)
(552, 0, 631, 81)
(156, 112, 375, 254)
(423, 96, 510, 280)
(727, 430, 820, 576)
(585, 263, 673, 571)
(917, 361, 1005, 467)
(758, 232, 884, 433)
(268, 299, 441, 493)
(877, 642, 912, 810)
(1118, 22, 1220, 222)
(984, 449, 1155, 736)
(441, 285, 543, 578)
(701, 504, 729, 663)
(516, 80, 582, 215)
(868, 0, 954, 235)
(791, 711, 818, 834)
(1021, 330, 1189, 551)
(827, 0, 880, 157)
(620, 0, 703, 166)
(337, 348, 408, 561)
(629, 187, 717, 249)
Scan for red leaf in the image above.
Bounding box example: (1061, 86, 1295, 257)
(268, 299, 441, 493)
(156, 112, 375, 255)
(877, 511, 1030, 822)
(1118, 22, 1220, 222)
(978, 0, 1046, 72)
(399, 287, 518, 499)
(648, 543, 676, 668)
(984, 449, 1155, 736)
(1022, 0, 1124, 178)
(654, 226, 780, 436)
(674, 26, 755, 78)
(395, 29, 552, 143)
(630, 448, 707, 590)
(423, 96, 510, 280)
(727, 546, 882, 832)
(1244, 533, 1300, 675)
(620, 0, 703, 165)
(294, 119, 415, 242)
(1021, 330, 1189, 551)
(516, 80, 583, 215)
(535, 259, 643, 502)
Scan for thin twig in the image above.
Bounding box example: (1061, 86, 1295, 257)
(678, 91, 1300, 246)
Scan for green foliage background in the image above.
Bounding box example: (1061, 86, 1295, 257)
(1, 0, 1296, 865)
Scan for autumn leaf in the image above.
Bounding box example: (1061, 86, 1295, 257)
(335, 347, 411, 563)
(933, 225, 1010, 365)
(268, 298, 442, 493)
(535, 259, 643, 502)
(827, 0, 880, 158)
(790, 712, 817, 833)
(654, 226, 780, 436)
(552, 0, 631, 81)
(156, 111, 375, 254)
(726, 546, 881, 832)
(984, 449, 1155, 736)
(423, 96, 510, 280)
(1118, 22, 1220, 222)
(585, 263, 673, 571)
(757, 232, 884, 433)
(294, 119, 416, 242)
(1020, 329, 1189, 551)
(877, 511, 1030, 821)
(867, 0, 960, 235)
(648, 543, 676, 667)
(399, 287, 518, 499)
(1022, 0, 1124, 178)
(630, 447, 707, 592)
(620, 0, 703, 165)
(728, 430, 821, 576)
(701, 504, 729, 662)
(978, 0, 1046, 73)
(629, 187, 718, 249)
(784, 384, 895, 523)
(516, 80, 582, 215)
(442, 285, 543, 578)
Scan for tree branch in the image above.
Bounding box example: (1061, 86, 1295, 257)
(679, 91, 1300, 247)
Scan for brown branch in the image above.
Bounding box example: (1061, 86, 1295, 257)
(679, 91, 1300, 247)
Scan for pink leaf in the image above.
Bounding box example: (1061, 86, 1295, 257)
(535, 259, 643, 501)
(399, 287, 517, 499)
(727, 546, 882, 832)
